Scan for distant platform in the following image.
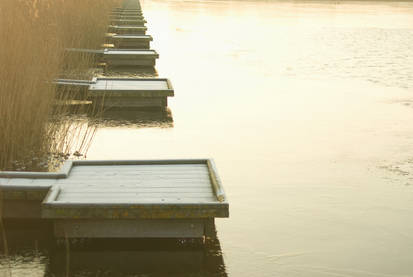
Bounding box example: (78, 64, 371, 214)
(104, 49, 158, 66)
(65, 48, 158, 66)
(108, 25, 147, 35)
(106, 34, 153, 49)
(111, 19, 146, 27)
(111, 11, 143, 16)
(111, 15, 145, 21)
(55, 77, 173, 109)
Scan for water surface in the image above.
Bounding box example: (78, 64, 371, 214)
(2, 0, 413, 276)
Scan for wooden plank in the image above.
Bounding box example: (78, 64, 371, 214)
(111, 20, 146, 26)
(53, 219, 205, 238)
(70, 164, 207, 170)
(42, 203, 228, 219)
(58, 192, 215, 198)
(52, 197, 218, 203)
(1, 189, 48, 201)
(1, 200, 42, 219)
(111, 34, 152, 40)
(57, 181, 212, 187)
(93, 79, 167, 90)
(88, 78, 174, 97)
(55, 187, 213, 193)
(111, 16, 145, 20)
(2, 160, 229, 221)
(106, 59, 155, 66)
(104, 49, 156, 55)
(64, 174, 211, 179)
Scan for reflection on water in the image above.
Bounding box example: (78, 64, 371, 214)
(49, 237, 226, 276)
(0, 221, 226, 277)
(95, 109, 173, 128)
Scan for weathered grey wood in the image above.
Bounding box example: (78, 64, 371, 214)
(111, 19, 146, 26)
(104, 49, 158, 67)
(1, 200, 42, 218)
(1, 186, 50, 201)
(106, 58, 155, 66)
(106, 34, 153, 49)
(64, 48, 158, 66)
(204, 218, 216, 239)
(107, 25, 147, 35)
(110, 15, 145, 20)
(54, 79, 94, 87)
(88, 78, 173, 97)
(113, 9, 142, 12)
(1, 160, 229, 228)
(110, 12, 143, 17)
(207, 160, 227, 202)
(54, 77, 173, 108)
(0, 160, 72, 179)
(53, 219, 205, 238)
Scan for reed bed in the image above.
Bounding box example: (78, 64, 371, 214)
(0, 0, 120, 171)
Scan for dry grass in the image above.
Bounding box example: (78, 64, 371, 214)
(0, 0, 120, 171)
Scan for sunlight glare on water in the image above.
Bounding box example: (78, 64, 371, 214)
(85, 0, 413, 276)
(2, 0, 413, 276)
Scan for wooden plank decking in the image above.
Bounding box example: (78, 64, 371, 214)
(0, 160, 228, 238)
(108, 25, 147, 35)
(65, 48, 158, 66)
(54, 77, 173, 109)
(111, 19, 146, 26)
(106, 34, 153, 49)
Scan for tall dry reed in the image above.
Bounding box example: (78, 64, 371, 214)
(0, 0, 120, 171)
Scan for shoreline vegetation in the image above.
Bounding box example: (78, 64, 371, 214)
(0, 0, 121, 171)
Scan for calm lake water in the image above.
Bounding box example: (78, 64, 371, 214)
(2, 0, 413, 276)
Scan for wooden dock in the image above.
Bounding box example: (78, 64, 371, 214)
(65, 48, 158, 66)
(111, 19, 146, 26)
(0, 160, 229, 238)
(111, 15, 145, 20)
(111, 11, 143, 16)
(55, 77, 173, 109)
(106, 34, 153, 49)
(0, 1, 230, 241)
(108, 25, 147, 35)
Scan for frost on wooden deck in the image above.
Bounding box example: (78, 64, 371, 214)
(54, 78, 173, 97)
(56, 164, 216, 203)
(91, 79, 167, 91)
(39, 160, 228, 219)
(88, 78, 173, 98)
(108, 25, 147, 31)
(104, 49, 156, 56)
(0, 160, 228, 219)
(109, 34, 152, 40)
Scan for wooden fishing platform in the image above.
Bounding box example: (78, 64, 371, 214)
(114, 8, 142, 12)
(104, 49, 158, 66)
(111, 11, 143, 16)
(111, 19, 146, 26)
(106, 34, 153, 49)
(55, 77, 173, 109)
(108, 25, 147, 35)
(65, 48, 158, 66)
(0, 160, 229, 238)
(111, 15, 145, 20)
